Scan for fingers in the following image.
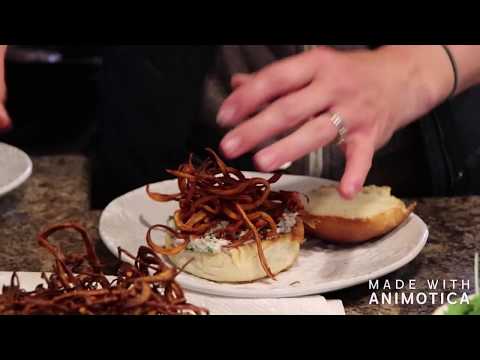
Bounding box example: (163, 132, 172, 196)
(0, 46, 10, 130)
(218, 47, 381, 200)
(217, 51, 320, 127)
(338, 138, 374, 199)
(220, 83, 331, 159)
(231, 73, 253, 89)
(0, 105, 11, 130)
(252, 113, 338, 172)
(0, 80, 11, 130)
(250, 114, 374, 200)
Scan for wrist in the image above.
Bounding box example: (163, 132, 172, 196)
(378, 45, 454, 122)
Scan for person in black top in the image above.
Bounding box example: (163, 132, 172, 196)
(2, 45, 480, 209)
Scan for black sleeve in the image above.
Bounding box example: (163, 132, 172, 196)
(90, 46, 218, 209)
(418, 85, 480, 196)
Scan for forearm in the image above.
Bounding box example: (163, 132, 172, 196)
(447, 45, 480, 95)
(386, 45, 480, 100)
(375, 45, 480, 129)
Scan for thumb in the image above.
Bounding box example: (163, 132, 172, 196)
(0, 104, 11, 129)
(0, 82, 11, 130)
(231, 73, 254, 89)
(0, 81, 11, 130)
(0, 45, 11, 130)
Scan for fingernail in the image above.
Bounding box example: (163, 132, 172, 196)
(255, 152, 277, 172)
(346, 185, 356, 198)
(339, 184, 356, 200)
(279, 161, 292, 170)
(221, 136, 241, 157)
(217, 105, 236, 126)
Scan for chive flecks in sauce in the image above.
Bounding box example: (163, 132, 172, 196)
(184, 212, 298, 254)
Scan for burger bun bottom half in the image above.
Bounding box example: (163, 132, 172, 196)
(166, 218, 305, 283)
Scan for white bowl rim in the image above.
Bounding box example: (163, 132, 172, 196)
(0, 142, 33, 197)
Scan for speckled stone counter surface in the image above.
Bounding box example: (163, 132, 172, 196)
(1, 155, 479, 315)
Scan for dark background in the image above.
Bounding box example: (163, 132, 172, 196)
(0, 46, 254, 209)
(0, 45, 102, 155)
(2, 45, 480, 201)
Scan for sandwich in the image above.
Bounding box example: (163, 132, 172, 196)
(146, 149, 305, 283)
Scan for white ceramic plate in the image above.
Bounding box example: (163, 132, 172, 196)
(99, 172, 429, 298)
(0, 142, 33, 198)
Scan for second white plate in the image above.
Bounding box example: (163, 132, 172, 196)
(0, 142, 32, 198)
(99, 172, 429, 298)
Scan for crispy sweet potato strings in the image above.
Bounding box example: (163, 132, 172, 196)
(234, 203, 274, 279)
(146, 148, 302, 279)
(0, 224, 208, 315)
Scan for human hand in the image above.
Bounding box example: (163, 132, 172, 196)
(0, 45, 11, 131)
(217, 45, 454, 199)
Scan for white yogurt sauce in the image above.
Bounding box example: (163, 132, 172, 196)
(183, 212, 298, 254)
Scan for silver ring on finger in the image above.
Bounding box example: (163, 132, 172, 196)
(330, 112, 348, 145)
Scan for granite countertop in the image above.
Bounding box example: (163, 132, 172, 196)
(1, 155, 479, 315)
